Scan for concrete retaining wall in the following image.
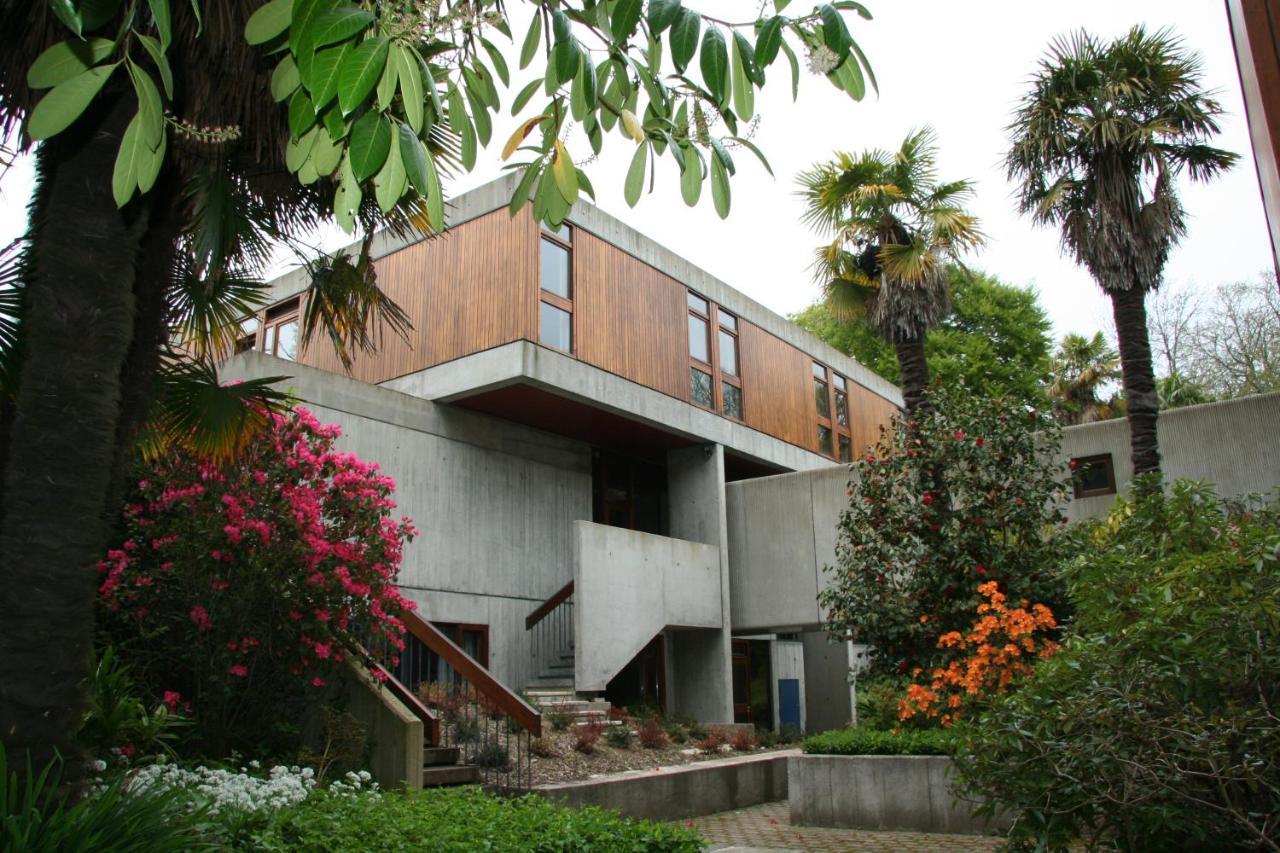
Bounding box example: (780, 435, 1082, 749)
(340, 660, 423, 790)
(788, 754, 1002, 835)
(535, 751, 793, 821)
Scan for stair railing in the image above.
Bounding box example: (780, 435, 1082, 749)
(525, 581, 574, 687)
(400, 609, 541, 792)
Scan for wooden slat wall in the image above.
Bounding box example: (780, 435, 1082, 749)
(739, 321, 816, 450)
(572, 230, 689, 401)
(847, 384, 898, 458)
(299, 208, 538, 383)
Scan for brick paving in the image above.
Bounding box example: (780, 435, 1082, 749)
(686, 800, 1002, 852)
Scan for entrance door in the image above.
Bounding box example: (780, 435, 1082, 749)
(731, 639, 774, 727)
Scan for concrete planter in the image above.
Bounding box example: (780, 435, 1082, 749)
(788, 754, 1005, 835)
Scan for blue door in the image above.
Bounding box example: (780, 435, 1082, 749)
(778, 678, 801, 731)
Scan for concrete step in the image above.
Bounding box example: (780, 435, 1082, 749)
(423, 746, 460, 767)
(421, 764, 480, 787)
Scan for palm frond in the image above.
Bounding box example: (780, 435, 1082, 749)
(166, 255, 270, 360)
(140, 353, 291, 463)
(0, 237, 27, 397)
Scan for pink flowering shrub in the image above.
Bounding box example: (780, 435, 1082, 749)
(98, 407, 417, 758)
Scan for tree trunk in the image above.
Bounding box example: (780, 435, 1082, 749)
(894, 335, 931, 415)
(1111, 286, 1162, 478)
(0, 92, 148, 778)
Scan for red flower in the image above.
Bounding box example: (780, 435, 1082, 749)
(954, 430, 966, 441)
(229, 664, 249, 678)
(162, 690, 183, 712)
(922, 493, 933, 506)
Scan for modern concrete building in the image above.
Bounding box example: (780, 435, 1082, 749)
(222, 173, 902, 732)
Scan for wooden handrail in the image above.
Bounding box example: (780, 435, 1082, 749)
(525, 580, 574, 630)
(371, 661, 442, 746)
(402, 609, 542, 737)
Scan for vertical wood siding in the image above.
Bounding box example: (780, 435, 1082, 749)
(739, 321, 816, 450)
(847, 385, 898, 458)
(572, 230, 690, 401)
(299, 208, 538, 382)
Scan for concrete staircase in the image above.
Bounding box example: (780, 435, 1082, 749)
(421, 744, 480, 786)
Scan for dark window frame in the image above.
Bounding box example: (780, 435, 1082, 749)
(1071, 453, 1117, 498)
(686, 290, 744, 421)
(262, 297, 301, 361)
(539, 223, 574, 354)
(812, 361, 853, 461)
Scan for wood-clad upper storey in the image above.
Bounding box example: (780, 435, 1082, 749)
(258, 204, 898, 461)
(300, 207, 539, 382)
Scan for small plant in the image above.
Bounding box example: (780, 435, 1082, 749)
(604, 725, 633, 750)
(776, 724, 802, 744)
(530, 738, 558, 758)
(573, 723, 603, 755)
(686, 721, 708, 742)
(548, 710, 571, 732)
(731, 729, 757, 752)
(606, 706, 629, 723)
(756, 729, 778, 749)
(696, 732, 724, 753)
(637, 719, 668, 749)
(452, 719, 480, 744)
(474, 743, 510, 770)
(296, 706, 367, 783)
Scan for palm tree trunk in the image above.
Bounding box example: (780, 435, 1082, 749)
(0, 92, 148, 778)
(1111, 286, 1161, 478)
(894, 335, 931, 415)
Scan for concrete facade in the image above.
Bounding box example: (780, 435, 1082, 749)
(1061, 392, 1280, 521)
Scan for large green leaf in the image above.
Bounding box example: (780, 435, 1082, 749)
(26, 63, 117, 140)
(306, 4, 373, 50)
(818, 4, 851, 55)
(669, 8, 701, 73)
(648, 0, 681, 35)
(464, 80, 492, 146)
(111, 115, 145, 206)
(288, 89, 316, 138)
(699, 26, 729, 106)
(128, 62, 164, 149)
(375, 48, 398, 109)
(136, 34, 174, 98)
(285, 125, 318, 172)
(337, 36, 388, 114)
(398, 124, 429, 194)
(511, 77, 542, 115)
(271, 55, 301, 102)
(508, 162, 542, 216)
(611, 0, 642, 42)
(624, 142, 647, 208)
(421, 141, 445, 232)
(309, 41, 352, 111)
(27, 38, 114, 89)
(552, 139, 578, 205)
(754, 15, 786, 68)
(147, 0, 173, 50)
(244, 0, 293, 45)
(710, 151, 730, 218)
(311, 127, 343, 175)
(519, 11, 542, 70)
(680, 146, 702, 206)
(348, 111, 391, 181)
(395, 44, 423, 132)
(480, 38, 510, 87)
(731, 33, 754, 120)
(334, 155, 361, 233)
(373, 126, 407, 213)
(48, 0, 84, 36)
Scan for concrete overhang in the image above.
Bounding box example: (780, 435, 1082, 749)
(381, 340, 835, 473)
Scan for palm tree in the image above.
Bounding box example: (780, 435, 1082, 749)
(1048, 332, 1122, 425)
(1007, 27, 1236, 475)
(797, 128, 984, 414)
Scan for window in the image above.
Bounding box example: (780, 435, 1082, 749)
(687, 292, 744, 420)
(1071, 454, 1116, 498)
(235, 317, 259, 354)
(813, 361, 854, 461)
(263, 298, 300, 361)
(539, 223, 573, 351)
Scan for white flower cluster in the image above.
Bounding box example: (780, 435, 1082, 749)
(328, 769, 377, 795)
(805, 44, 841, 76)
(126, 763, 323, 815)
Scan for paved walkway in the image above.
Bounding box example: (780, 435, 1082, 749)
(687, 801, 1001, 852)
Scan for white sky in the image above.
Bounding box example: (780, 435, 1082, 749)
(1, 1, 1270, 341)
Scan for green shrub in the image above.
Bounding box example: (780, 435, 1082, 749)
(954, 479, 1280, 851)
(77, 647, 191, 759)
(802, 727, 956, 756)
(604, 725, 632, 749)
(854, 676, 913, 731)
(474, 743, 509, 770)
(820, 386, 1070, 677)
(547, 710, 571, 732)
(258, 786, 703, 851)
(0, 745, 215, 852)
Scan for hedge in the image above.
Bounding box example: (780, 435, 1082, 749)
(801, 727, 956, 756)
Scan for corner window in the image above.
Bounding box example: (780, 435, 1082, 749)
(235, 317, 259, 354)
(1071, 454, 1116, 498)
(539, 224, 573, 352)
(263, 298, 300, 361)
(687, 291, 744, 420)
(814, 361, 854, 461)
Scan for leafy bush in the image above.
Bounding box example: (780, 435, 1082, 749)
(696, 732, 724, 753)
(604, 725, 633, 749)
(529, 738, 557, 759)
(663, 721, 687, 744)
(820, 386, 1069, 676)
(547, 711, 571, 732)
(855, 676, 911, 731)
(474, 744, 510, 770)
(954, 480, 1280, 851)
(730, 729, 756, 752)
(637, 719, 668, 749)
(801, 727, 956, 756)
(0, 746, 215, 852)
(77, 647, 190, 760)
(572, 723, 602, 754)
(258, 786, 702, 851)
(97, 407, 417, 760)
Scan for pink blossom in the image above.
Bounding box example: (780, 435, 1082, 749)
(311, 677, 326, 688)
(189, 605, 212, 632)
(162, 690, 183, 712)
(229, 664, 249, 678)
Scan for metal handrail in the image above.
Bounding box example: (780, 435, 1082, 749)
(525, 580, 574, 630)
(402, 609, 542, 737)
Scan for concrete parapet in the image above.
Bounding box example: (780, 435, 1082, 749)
(340, 660, 424, 790)
(787, 754, 1004, 835)
(534, 750, 794, 821)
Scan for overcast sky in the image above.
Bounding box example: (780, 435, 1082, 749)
(0, 1, 1271, 341)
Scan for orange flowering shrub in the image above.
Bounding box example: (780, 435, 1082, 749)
(898, 581, 1058, 726)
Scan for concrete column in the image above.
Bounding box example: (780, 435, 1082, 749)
(665, 444, 733, 723)
(801, 630, 857, 733)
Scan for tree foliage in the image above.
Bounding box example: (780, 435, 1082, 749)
(1045, 331, 1123, 425)
(791, 267, 1052, 407)
(819, 386, 1069, 679)
(954, 480, 1280, 851)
